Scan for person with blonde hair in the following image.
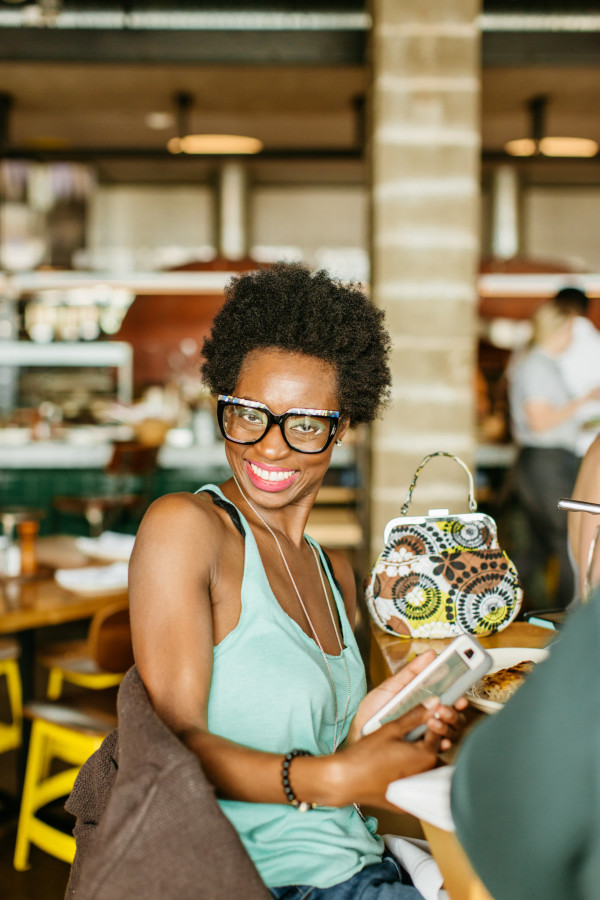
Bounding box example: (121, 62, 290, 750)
(507, 298, 600, 608)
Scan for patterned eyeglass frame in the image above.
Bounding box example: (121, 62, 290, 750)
(217, 394, 340, 454)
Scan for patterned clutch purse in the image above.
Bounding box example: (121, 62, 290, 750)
(366, 451, 523, 639)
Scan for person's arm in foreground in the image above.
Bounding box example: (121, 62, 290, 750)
(451, 592, 600, 900)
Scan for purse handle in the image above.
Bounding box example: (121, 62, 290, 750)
(400, 451, 478, 515)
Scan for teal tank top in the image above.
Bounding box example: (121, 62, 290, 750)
(201, 485, 383, 889)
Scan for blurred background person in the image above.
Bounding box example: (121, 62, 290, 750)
(506, 298, 600, 609)
(555, 286, 600, 459)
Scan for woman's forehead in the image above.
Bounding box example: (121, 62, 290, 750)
(235, 348, 339, 409)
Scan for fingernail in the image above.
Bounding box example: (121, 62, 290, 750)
(423, 696, 439, 709)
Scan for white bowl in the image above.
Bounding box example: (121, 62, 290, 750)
(75, 532, 136, 563)
(55, 561, 129, 597)
(467, 646, 550, 714)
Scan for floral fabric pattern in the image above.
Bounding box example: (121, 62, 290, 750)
(366, 515, 523, 639)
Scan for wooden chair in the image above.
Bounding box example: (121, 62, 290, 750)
(13, 605, 133, 870)
(39, 602, 132, 700)
(0, 638, 22, 756)
(53, 440, 159, 537)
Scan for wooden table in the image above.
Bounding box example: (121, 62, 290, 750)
(0, 535, 128, 702)
(421, 822, 494, 900)
(368, 619, 555, 900)
(0, 536, 128, 791)
(369, 618, 554, 686)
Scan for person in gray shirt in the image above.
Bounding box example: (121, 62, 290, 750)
(507, 299, 600, 608)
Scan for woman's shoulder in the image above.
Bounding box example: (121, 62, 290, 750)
(142, 489, 220, 525)
(134, 490, 232, 558)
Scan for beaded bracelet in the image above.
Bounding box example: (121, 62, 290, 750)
(281, 749, 317, 812)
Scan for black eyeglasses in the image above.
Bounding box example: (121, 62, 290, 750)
(217, 395, 340, 454)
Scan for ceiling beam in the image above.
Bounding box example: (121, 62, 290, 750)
(3, 145, 365, 162)
(0, 27, 368, 65)
(482, 30, 600, 66)
(1, 28, 598, 67)
(3, 144, 600, 164)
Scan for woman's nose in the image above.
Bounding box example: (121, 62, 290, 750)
(253, 423, 289, 459)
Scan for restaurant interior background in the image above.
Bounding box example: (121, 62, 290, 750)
(2, 0, 600, 602)
(1, 1, 600, 586)
(0, 0, 599, 894)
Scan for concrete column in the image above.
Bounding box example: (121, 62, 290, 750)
(217, 161, 249, 261)
(369, 0, 481, 557)
(490, 164, 520, 259)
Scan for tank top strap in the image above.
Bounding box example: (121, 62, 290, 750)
(194, 484, 273, 612)
(199, 486, 245, 539)
(195, 485, 351, 637)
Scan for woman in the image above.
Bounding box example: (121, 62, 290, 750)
(507, 299, 600, 608)
(130, 263, 465, 898)
(568, 433, 600, 604)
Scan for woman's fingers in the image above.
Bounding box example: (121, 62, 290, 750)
(371, 651, 437, 705)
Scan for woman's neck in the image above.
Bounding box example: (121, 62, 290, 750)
(222, 476, 316, 549)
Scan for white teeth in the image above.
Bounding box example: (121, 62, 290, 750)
(249, 462, 294, 482)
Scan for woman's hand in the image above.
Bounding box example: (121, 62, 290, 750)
(323, 651, 468, 809)
(329, 703, 442, 809)
(345, 650, 467, 751)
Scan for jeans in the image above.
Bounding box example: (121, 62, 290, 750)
(269, 853, 422, 899)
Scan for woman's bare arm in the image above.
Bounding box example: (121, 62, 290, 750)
(129, 494, 463, 810)
(570, 435, 600, 600)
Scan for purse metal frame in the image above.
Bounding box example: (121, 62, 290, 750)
(383, 511, 498, 545)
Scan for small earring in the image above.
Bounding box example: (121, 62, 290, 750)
(336, 439, 343, 447)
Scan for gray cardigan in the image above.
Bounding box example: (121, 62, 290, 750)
(65, 666, 270, 899)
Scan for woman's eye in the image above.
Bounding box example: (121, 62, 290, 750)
(290, 417, 325, 435)
(241, 410, 263, 424)
(232, 406, 263, 425)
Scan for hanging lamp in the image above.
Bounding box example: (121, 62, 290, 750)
(167, 92, 263, 156)
(505, 95, 598, 158)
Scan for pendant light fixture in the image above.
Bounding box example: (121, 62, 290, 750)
(167, 92, 263, 156)
(505, 95, 598, 158)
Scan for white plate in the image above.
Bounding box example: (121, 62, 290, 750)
(75, 532, 136, 563)
(467, 647, 550, 714)
(55, 561, 129, 597)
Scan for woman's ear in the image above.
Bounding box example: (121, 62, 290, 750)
(336, 416, 351, 443)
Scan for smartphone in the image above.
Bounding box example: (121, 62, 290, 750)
(361, 634, 492, 740)
(558, 498, 600, 515)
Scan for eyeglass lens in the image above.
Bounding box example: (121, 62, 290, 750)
(221, 402, 332, 451)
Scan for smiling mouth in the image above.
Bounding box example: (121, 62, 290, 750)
(247, 461, 298, 483)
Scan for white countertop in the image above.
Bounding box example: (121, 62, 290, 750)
(0, 439, 356, 470)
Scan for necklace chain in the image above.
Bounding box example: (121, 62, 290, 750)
(309, 542, 352, 749)
(232, 476, 351, 753)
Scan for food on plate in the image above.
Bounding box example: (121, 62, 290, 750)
(471, 660, 536, 704)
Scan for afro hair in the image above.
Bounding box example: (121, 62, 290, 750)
(200, 262, 392, 425)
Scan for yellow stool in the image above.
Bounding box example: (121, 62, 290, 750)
(42, 653, 125, 701)
(0, 639, 22, 755)
(13, 702, 115, 870)
(39, 602, 132, 700)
